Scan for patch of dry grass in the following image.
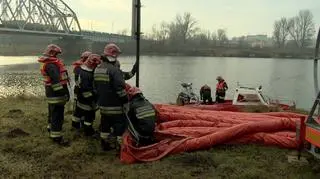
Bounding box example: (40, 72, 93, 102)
(0, 96, 319, 178)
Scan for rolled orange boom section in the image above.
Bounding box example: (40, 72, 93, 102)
(120, 104, 306, 164)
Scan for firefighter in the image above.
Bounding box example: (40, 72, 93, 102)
(94, 43, 129, 151)
(73, 54, 101, 136)
(72, 51, 92, 129)
(114, 59, 137, 80)
(125, 83, 156, 146)
(215, 76, 228, 103)
(200, 84, 213, 104)
(38, 44, 70, 146)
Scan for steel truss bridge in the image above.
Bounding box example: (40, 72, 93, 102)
(0, 0, 131, 43)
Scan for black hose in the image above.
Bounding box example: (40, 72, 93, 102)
(314, 27, 320, 98)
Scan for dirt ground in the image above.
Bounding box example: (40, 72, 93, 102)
(1, 96, 319, 178)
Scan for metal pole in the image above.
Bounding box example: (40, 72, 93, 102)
(135, 0, 141, 87)
(314, 27, 320, 115)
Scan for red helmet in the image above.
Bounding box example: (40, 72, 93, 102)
(126, 86, 142, 100)
(43, 44, 62, 57)
(103, 43, 121, 60)
(84, 54, 101, 69)
(80, 51, 92, 61)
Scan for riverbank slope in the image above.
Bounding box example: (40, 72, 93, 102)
(0, 96, 319, 178)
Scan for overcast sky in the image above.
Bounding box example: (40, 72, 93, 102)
(66, 0, 320, 37)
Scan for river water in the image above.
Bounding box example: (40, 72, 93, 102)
(0, 56, 317, 110)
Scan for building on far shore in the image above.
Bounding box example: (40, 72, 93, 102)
(230, 34, 273, 48)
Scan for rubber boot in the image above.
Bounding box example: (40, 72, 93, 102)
(51, 137, 70, 147)
(84, 125, 95, 136)
(101, 135, 117, 151)
(72, 121, 81, 130)
(47, 124, 51, 133)
(115, 136, 122, 156)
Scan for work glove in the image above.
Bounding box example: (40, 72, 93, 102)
(131, 63, 138, 74)
(123, 102, 130, 114)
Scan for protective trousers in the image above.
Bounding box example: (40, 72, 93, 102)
(72, 100, 96, 135)
(99, 106, 127, 150)
(202, 90, 212, 104)
(48, 103, 65, 139)
(216, 92, 226, 103)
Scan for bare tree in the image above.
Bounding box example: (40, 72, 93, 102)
(167, 12, 199, 44)
(273, 17, 290, 48)
(288, 10, 315, 48)
(151, 22, 169, 42)
(211, 32, 217, 46)
(217, 29, 228, 45)
(192, 29, 211, 46)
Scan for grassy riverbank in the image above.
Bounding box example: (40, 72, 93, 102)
(0, 96, 319, 178)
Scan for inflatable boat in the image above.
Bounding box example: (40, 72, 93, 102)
(181, 85, 296, 112)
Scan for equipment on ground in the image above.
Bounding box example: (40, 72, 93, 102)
(176, 82, 200, 105)
(297, 26, 320, 160)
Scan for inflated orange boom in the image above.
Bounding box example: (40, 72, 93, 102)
(120, 104, 305, 164)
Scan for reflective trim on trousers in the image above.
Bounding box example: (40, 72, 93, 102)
(51, 83, 63, 91)
(100, 132, 110, 139)
(84, 121, 92, 126)
(47, 96, 67, 104)
(100, 106, 123, 115)
(82, 91, 93, 98)
(72, 117, 81, 122)
(77, 102, 92, 111)
(117, 136, 123, 145)
(50, 131, 62, 138)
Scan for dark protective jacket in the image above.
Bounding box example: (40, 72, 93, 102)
(200, 85, 212, 100)
(94, 60, 128, 114)
(38, 56, 69, 104)
(128, 94, 156, 137)
(76, 65, 96, 110)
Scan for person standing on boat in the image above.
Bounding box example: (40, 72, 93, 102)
(72, 54, 101, 136)
(200, 84, 213, 104)
(38, 44, 70, 146)
(71, 51, 92, 130)
(215, 76, 228, 103)
(94, 43, 129, 151)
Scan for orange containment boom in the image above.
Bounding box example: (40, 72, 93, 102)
(120, 104, 306, 164)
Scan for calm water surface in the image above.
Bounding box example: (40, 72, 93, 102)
(0, 56, 317, 110)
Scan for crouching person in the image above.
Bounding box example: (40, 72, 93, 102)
(73, 54, 101, 136)
(125, 84, 156, 146)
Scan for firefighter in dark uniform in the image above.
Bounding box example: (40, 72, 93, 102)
(38, 44, 70, 146)
(125, 83, 156, 146)
(73, 54, 101, 136)
(200, 84, 213, 104)
(94, 43, 129, 151)
(72, 51, 92, 129)
(215, 76, 228, 103)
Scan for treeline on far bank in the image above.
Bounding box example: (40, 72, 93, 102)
(119, 41, 315, 59)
